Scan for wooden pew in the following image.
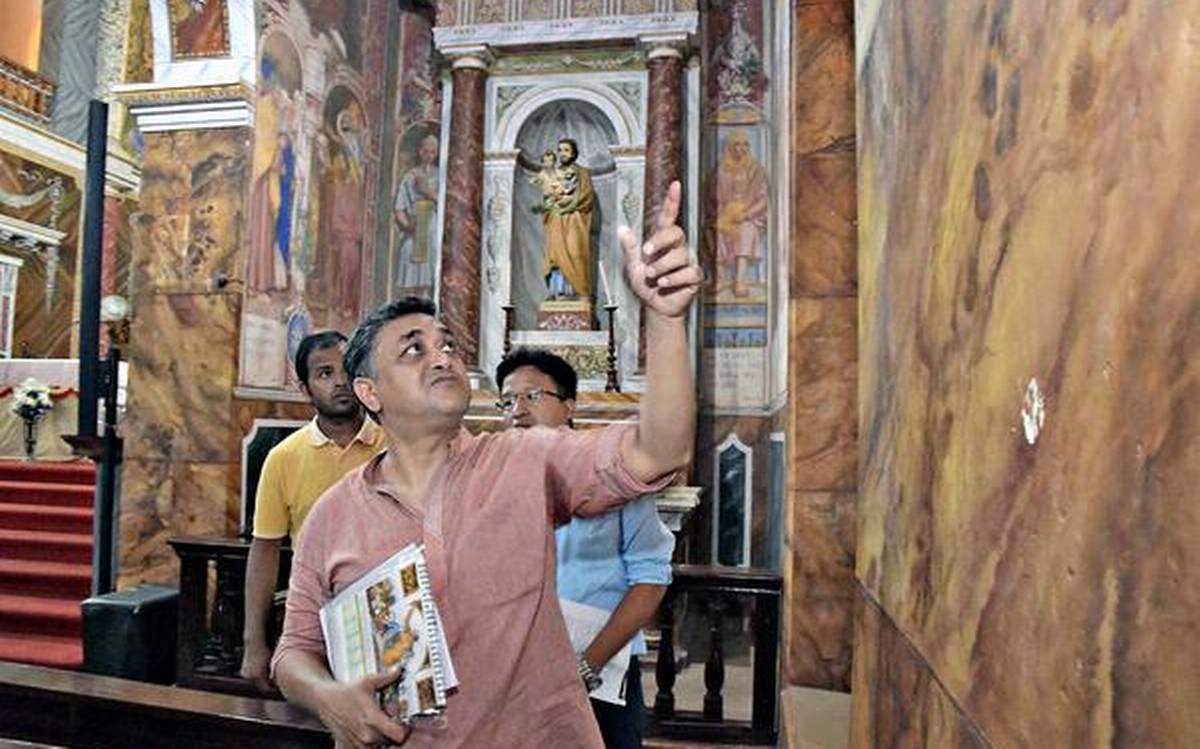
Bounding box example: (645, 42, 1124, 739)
(0, 662, 331, 749)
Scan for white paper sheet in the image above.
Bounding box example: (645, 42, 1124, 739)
(558, 597, 633, 706)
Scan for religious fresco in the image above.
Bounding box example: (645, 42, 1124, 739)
(125, 0, 155, 83)
(167, 0, 231, 59)
(705, 0, 768, 124)
(386, 7, 441, 301)
(0, 153, 79, 357)
(700, 0, 774, 409)
(239, 0, 389, 392)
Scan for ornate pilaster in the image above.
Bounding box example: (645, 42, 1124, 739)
(438, 46, 492, 367)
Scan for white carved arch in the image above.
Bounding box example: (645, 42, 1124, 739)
(493, 82, 641, 151)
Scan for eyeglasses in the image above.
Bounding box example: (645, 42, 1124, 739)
(496, 388, 568, 413)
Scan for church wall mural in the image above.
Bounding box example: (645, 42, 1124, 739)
(384, 5, 441, 303)
(699, 0, 777, 412)
(238, 0, 391, 393)
(166, 0, 231, 59)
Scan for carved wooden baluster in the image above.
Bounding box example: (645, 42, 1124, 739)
(654, 589, 677, 719)
(703, 594, 726, 721)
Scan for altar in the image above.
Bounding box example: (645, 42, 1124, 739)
(0, 359, 127, 459)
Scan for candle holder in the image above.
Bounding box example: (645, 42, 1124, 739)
(604, 304, 620, 393)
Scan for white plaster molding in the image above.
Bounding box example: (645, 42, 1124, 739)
(125, 98, 254, 132)
(239, 417, 306, 530)
(434, 12, 698, 51)
(232, 385, 307, 403)
(148, 0, 256, 87)
(639, 32, 691, 59)
(769, 0, 792, 406)
(490, 75, 644, 150)
(441, 43, 494, 70)
(651, 485, 703, 532)
(0, 214, 66, 250)
(712, 432, 753, 567)
(0, 111, 141, 194)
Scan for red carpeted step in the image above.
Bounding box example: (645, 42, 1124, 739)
(0, 460, 95, 486)
(0, 630, 83, 670)
(0, 502, 93, 534)
(0, 480, 94, 508)
(0, 558, 91, 599)
(0, 593, 81, 637)
(0, 529, 92, 565)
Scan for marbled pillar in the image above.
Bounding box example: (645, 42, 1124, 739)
(854, 1, 1200, 746)
(439, 52, 488, 367)
(782, 0, 857, 693)
(639, 43, 685, 368)
(642, 45, 684, 236)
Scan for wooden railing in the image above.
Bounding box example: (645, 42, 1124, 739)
(0, 57, 55, 124)
(168, 535, 291, 697)
(0, 662, 331, 749)
(648, 564, 782, 745)
(165, 538, 781, 745)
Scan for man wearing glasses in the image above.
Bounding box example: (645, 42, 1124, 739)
(496, 348, 673, 749)
(271, 182, 699, 749)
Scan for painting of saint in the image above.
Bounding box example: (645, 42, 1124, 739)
(313, 92, 368, 322)
(392, 133, 440, 298)
(167, 0, 230, 59)
(247, 53, 300, 294)
(711, 131, 768, 297)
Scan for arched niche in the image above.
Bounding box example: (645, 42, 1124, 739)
(509, 99, 618, 331)
(479, 76, 646, 390)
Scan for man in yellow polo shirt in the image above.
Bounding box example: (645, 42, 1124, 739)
(239, 331, 383, 692)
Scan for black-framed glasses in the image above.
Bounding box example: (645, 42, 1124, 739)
(496, 388, 567, 413)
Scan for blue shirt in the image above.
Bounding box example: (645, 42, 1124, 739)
(555, 495, 675, 655)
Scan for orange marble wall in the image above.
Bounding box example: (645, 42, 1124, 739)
(119, 128, 314, 585)
(783, 0, 857, 692)
(854, 0, 1200, 745)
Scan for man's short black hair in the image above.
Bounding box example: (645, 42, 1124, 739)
(343, 296, 438, 381)
(294, 331, 347, 387)
(495, 348, 578, 400)
(557, 138, 579, 158)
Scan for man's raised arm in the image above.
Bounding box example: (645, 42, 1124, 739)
(619, 180, 702, 482)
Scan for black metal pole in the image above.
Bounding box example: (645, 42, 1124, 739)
(77, 99, 107, 440)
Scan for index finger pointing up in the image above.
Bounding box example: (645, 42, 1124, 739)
(656, 180, 682, 232)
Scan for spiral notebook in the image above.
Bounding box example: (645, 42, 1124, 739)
(319, 543, 457, 724)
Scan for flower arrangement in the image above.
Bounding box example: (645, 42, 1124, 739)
(11, 377, 53, 422)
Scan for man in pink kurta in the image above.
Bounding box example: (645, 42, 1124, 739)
(272, 182, 702, 749)
(274, 423, 672, 747)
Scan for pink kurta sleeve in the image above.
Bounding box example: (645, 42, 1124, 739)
(270, 527, 331, 677)
(544, 422, 678, 524)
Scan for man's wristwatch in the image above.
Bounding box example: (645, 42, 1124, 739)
(578, 656, 603, 692)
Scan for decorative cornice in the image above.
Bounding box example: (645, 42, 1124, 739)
(0, 110, 140, 195)
(113, 81, 254, 133)
(434, 12, 698, 52)
(111, 81, 252, 107)
(0, 213, 67, 252)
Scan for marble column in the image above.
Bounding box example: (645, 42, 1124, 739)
(439, 48, 491, 368)
(639, 39, 687, 367)
(641, 42, 686, 238)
